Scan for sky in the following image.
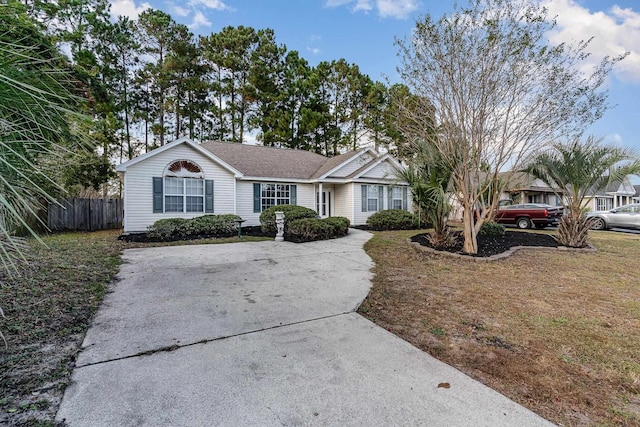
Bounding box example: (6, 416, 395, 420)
(108, 0, 640, 159)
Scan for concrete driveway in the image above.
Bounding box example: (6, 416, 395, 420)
(56, 229, 554, 426)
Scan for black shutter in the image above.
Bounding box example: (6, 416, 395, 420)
(253, 183, 261, 213)
(153, 177, 163, 213)
(290, 185, 297, 205)
(402, 187, 408, 211)
(361, 185, 367, 212)
(205, 180, 214, 213)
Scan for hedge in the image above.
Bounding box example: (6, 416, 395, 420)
(365, 209, 417, 230)
(286, 216, 350, 242)
(147, 214, 242, 239)
(259, 204, 318, 234)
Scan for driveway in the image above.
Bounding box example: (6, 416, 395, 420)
(56, 229, 554, 426)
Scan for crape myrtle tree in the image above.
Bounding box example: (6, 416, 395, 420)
(524, 137, 640, 248)
(395, 0, 626, 254)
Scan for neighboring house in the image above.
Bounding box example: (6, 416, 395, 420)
(499, 172, 637, 211)
(634, 185, 640, 204)
(116, 137, 411, 233)
(500, 172, 564, 206)
(583, 176, 637, 211)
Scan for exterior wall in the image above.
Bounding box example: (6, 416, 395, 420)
(360, 161, 396, 180)
(122, 144, 236, 233)
(352, 183, 411, 225)
(333, 184, 354, 224)
(235, 181, 316, 226)
(329, 152, 375, 178)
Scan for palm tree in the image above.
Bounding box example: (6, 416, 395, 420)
(1, 3, 83, 274)
(524, 136, 640, 247)
(398, 139, 456, 247)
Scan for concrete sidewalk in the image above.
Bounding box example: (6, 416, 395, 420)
(56, 229, 555, 426)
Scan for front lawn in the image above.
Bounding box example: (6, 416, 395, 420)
(360, 229, 640, 426)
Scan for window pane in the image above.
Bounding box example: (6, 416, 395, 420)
(261, 183, 290, 212)
(185, 178, 203, 195)
(186, 196, 203, 212)
(165, 196, 183, 212)
(368, 199, 378, 211)
(164, 177, 183, 195)
(393, 200, 403, 210)
(392, 187, 402, 199)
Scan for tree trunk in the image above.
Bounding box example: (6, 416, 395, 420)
(462, 204, 478, 254)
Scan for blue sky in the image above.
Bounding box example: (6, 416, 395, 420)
(110, 0, 640, 158)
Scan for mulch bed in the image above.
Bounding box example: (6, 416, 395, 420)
(410, 230, 558, 257)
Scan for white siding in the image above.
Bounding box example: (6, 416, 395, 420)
(352, 184, 413, 226)
(328, 152, 375, 178)
(333, 184, 354, 224)
(122, 144, 236, 233)
(360, 160, 396, 180)
(235, 181, 317, 227)
(353, 183, 381, 225)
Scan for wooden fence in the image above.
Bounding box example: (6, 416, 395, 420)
(48, 198, 123, 232)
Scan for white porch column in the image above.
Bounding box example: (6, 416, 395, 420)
(318, 182, 324, 217)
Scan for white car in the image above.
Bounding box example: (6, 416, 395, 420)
(586, 203, 640, 230)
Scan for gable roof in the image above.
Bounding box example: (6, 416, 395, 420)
(310, 150, 362, 179)
(117, 138, 404, 182)
(200, 141, 329, 179)
(350, 154, 403, 180)
(115, 137, 242, 176)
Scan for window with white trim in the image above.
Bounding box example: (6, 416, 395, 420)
(362, 185, 382, 212)
(164, 177, 204, 212)
(596, 197, 613, 211)
(153, 160, 212, 214)
(261, 183, 292, 212)
(391, 187, 403, 210)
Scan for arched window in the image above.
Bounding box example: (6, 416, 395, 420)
(164, 160, 204, 178)
(153, 160, 213, 213)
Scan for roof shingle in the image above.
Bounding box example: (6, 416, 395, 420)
(200, 141, 329, 179)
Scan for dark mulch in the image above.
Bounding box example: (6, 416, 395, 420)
(410, 230, 558, 257)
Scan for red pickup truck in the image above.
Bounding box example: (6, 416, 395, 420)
(494, 202, 564, 229)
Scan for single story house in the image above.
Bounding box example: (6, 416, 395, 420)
(498, 172, 637, 211)
(500, 172, 564, 206)
(116, 137, 412, 233)
(584, 176, 637, 211)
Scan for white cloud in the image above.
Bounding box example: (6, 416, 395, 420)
(354, 0, 373, 13)
(189, 10, 211, 29)
(171, 5, 190, 17)
(325, 0, 418, 19)
(541, 0, 640, 83)
(307, 46, 322, 55)
(109, 0, 150, 19)
(376, 0, 418, 19)
(189, 0, 232, 11)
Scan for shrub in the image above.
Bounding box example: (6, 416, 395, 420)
(366, 209, 417, 230)
(260, 204, 317, 234)
(322, 216, 350, 237)
(286, 216, 350, 242)
(190, 214, 241, 236)
(146, 218, 190, 239)
(479, 221, 506, 236)
(287, 218, 333, 242)
(147, 214, 242, 239)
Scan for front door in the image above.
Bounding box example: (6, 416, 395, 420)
(316, 191, 331, 217)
